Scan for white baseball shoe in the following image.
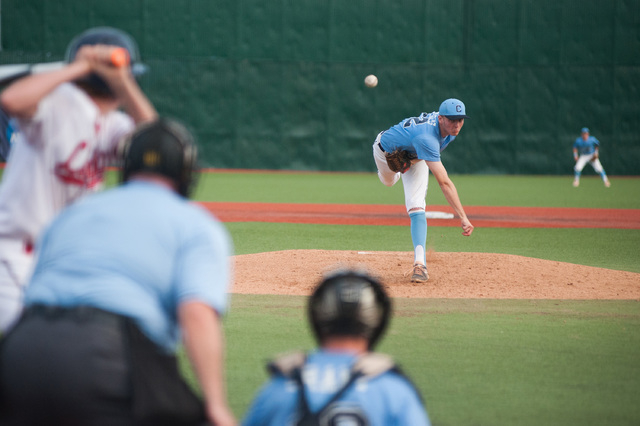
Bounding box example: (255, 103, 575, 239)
(572, 179, 580, 187)
(410, 263, 429, 283)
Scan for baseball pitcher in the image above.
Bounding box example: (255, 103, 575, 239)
(373, 98, 474, 283)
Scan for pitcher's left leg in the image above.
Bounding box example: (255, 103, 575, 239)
(402, 161, 429, 282)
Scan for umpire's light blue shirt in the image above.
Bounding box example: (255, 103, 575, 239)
(380, 111, 455, 161)
(243, 350, 431, 426)
(25, 180, 233, 352)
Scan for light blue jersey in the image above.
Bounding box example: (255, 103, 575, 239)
(243, 350, 431, 426)
(25, 181, 232, 352)
(380, 111, 455, 162)
(573, 136, 600, 155)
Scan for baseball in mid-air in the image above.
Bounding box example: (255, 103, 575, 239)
(364, 74, 378, 88)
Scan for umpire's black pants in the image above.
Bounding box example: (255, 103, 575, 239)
(0, 306, 208, 426)
(0, 306, 135, 425)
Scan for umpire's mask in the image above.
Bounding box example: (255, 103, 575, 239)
(119, 118, 199, 198)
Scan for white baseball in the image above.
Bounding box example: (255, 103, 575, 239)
(364, 74, 378, 88)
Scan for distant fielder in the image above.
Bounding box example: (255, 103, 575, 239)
(373, 98, 474, 283)
(573, 127, 611, 188)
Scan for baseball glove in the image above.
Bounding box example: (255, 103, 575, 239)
(385, 149, 417, 173)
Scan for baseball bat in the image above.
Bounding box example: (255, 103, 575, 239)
(109, 47, 130, 67)
(0, 47, 130, 87)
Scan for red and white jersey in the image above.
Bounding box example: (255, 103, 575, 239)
(0, 83, 134, 244)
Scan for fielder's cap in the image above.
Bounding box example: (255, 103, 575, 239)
(581, 127, 590, 133)
(439, 98, 469, 119)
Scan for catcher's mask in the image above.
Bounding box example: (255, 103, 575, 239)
(65, 27, 147, 97)
(119, 119, 198, 198)
(308, 268, 391, 350)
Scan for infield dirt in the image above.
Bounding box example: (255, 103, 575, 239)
(231, 249, 640, 300)
(200, 202, 640, 300)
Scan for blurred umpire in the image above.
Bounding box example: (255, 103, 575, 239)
(0, 119, 236, 426)
(242, 269, 431, 426)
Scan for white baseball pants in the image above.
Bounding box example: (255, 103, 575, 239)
(0, 238, 34, 333)
(575, 154, 605, 174)
(372, 134, 429, 212)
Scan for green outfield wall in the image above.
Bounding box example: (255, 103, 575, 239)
(1, 0, 638, 174)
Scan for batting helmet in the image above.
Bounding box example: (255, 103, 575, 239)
(65, 27, 147, 96)
(120, 118, 199, 198)
(308, 269, 392, 350)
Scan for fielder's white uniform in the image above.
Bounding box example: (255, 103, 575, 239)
(0, 82, 133, 332)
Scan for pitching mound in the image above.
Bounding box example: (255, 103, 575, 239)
(232, 250, 640, 300)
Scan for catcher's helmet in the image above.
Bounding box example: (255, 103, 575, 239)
(120, 119, 198, 198)
(65, 27, 147, 96)
(308, 269, 391, 350)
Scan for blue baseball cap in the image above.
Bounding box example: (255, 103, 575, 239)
(581, 127, 589, 133)
(439, 98, 469, 119)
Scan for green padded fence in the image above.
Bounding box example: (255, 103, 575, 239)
(1, 0, 638, 174)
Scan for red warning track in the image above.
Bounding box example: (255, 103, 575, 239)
(200, 202, 640, 229)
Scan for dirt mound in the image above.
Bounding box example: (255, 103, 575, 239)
(232, 250, 640, 300)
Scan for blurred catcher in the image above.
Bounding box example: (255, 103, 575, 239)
(242, 268, 431, 426)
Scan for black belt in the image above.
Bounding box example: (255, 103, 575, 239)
(23, 305, 124, 325)
(377, 142, 386, 153)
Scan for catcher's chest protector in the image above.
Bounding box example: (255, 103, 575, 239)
(268, 352, 399, 426)
(293, 368, 365, 426)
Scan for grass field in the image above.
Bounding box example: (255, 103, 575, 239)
(222, 296, 640, 426)
(6, 169, 639, 424)
(201, 172, 640, 273)
(181, 171, 640, 425)
(193, 171, 640, 209)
